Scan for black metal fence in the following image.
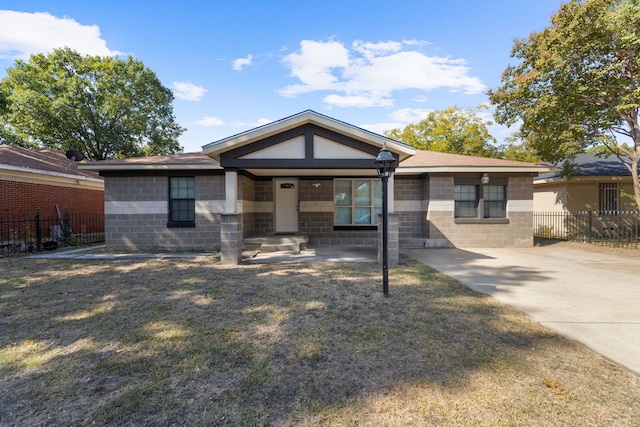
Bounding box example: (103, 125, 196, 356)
(534, 211, 639, 248)
(0, 212, 104, 257)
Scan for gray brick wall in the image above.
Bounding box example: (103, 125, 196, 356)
(395, 176, 424, 201)
(103, 172, 536, 251)
(255, 180, 272, 202)
(299, 179, 333, 201)
(424, 175, 534, 248)
(105, 175, 223, 251)
(299, 211, 377, 246)
(105, 176, 167, 202)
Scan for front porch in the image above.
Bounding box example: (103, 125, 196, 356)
(207, 111, 411, 266)
(243, 234, 309, 253)
(242, 235, 378, 264)
(219, 210, 400, 266)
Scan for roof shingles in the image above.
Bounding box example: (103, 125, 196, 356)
(0, 145, 101, 179)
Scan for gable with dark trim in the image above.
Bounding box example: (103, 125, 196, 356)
(219, 123, 392, 170)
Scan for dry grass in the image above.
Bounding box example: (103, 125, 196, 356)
(542, 240, 640, 259)
(1, 256, 638, 426)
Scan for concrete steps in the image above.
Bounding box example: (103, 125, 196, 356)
(243, 235, 309, 253)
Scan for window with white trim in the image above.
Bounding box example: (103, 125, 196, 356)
(334, 179, 382, 226)
(168, 176, 195, 227)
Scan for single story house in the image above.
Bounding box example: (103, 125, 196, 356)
(0, 144, 104, 219)
(534, 153, 639, 213)
(81, 110, 549, 264)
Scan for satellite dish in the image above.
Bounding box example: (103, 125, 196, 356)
(65, 149, 85, 170)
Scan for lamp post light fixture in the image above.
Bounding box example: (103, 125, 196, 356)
(375, 146, 397, 297)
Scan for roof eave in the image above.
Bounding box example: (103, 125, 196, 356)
(535, 175, 634, 184)
(78, 164, 222, 172)
(1, 164, 103, 183)
(398, 165, 552, 174)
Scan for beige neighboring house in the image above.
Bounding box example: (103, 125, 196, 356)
(81, 110, 550, 264)
(534, 154, 640, 213)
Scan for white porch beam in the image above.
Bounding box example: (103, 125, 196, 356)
(225, 170, 238, 213)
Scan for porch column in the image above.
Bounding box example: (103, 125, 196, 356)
(378, 213, 399, 267)
(220, 214, 243, 264)
(221, 169, 243, 265)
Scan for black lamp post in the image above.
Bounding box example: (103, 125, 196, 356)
(375, 147, 396, 297)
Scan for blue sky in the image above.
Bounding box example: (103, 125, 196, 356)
(0, 1, 565, 153)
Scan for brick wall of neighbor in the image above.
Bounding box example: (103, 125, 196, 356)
(426, 175, 534, 248)
(0, 178, 103, 218)
(104, 175, 224, 251)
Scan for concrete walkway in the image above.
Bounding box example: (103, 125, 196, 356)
(28, 245, 377, 263)
(403, 246, 640, 376)
(28, 245, 214, 260)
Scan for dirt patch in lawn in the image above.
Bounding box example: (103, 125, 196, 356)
(537, 240, 640, 259)
(1, 257, 638, 426)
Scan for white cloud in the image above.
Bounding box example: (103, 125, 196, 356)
(194, 116, 224, 127)
(323, 94, 393, 108)
(360, 108, 434, 136)
(352, 40, 403, 60)
(279, 39, 350, 96)
(402, 39, 430, 47)
(172, 82, 207, 101)
(358, 122, 400, 135)
(279, 38, 486, 108)
(0, 10, 121, 59)
(232, 54, 253, 71)
(389, 107, 433, 123)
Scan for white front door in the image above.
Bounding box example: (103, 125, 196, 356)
(274, 179, 299, 234)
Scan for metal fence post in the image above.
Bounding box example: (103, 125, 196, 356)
(36, 212, 42, 251)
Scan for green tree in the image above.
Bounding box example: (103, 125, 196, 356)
(0, 48, 184, 159)
(501, 141, 541, 163)
(488, 0, 640, 210)
(384, 105, 502, 158)
(0, 88, 22, 146)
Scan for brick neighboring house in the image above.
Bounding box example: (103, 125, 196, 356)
(81, 110, 550, 264)
(0, 144, 104, 219)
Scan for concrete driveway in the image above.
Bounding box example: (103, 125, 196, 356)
(403, 246, 640, 376)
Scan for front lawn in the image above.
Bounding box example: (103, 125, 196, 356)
(1, 257, 638, 425)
